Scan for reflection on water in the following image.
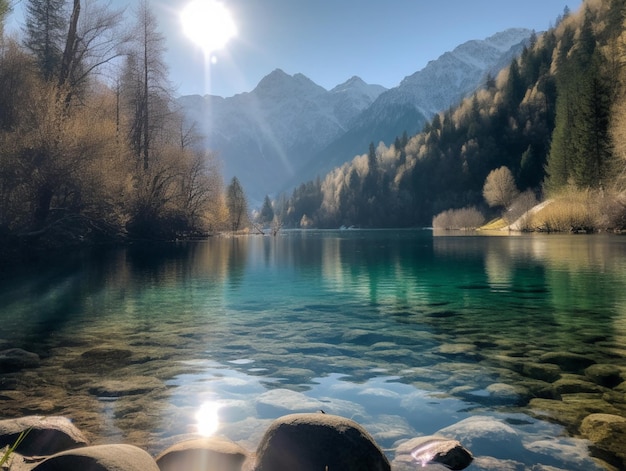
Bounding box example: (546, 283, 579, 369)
(196, 401, 221, 437)
(1, 231, 625, 469)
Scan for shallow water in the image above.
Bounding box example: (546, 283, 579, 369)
(1, 230, 625, 469)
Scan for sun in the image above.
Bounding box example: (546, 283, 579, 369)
(181, 0, 237, 56)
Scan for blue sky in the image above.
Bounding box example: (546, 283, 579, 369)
(6, 0, 584, 98)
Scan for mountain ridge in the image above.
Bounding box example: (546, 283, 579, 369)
(177, 27, 533, 202)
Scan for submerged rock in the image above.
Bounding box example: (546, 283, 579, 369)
(0, 348, 40, 373)
(436, 416, 527, 462)
(394, 436, 473, 470)
(0, 416, 88, 456)
(538, 352, 595, 373)
(253, 413, 390, 471)
(64, 348, 133, 372)
(584, 364, 623, 388)
(579, 413, 626, 469)
(156, 436, 249, 471)
(87, 376, 165, 397)
(32, 444, 159, 471)
(521, 361, 562, 383)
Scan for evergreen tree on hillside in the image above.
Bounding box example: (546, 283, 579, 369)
(570, 51, 612, 188)
(282, 1, 626, 228)
(545, 7, 613, 192)
(23, 0, 67, 80)
(364, 142, 378, 199)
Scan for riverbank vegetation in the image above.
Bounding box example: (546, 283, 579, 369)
(279, 0, 626, 233)
(0, 0, 244, 260)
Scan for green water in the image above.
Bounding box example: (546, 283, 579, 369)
(1, 230, 625, 469)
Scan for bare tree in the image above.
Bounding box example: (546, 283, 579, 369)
(121, 0, 170, 171)
(483, 166, 519, 210)
(59, 0, 129, 94)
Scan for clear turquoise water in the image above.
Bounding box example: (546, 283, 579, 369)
(1, 230, 625, 469)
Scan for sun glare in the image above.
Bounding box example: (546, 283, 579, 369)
(195, 401, 221, 436)
(181, 0, 237, 56)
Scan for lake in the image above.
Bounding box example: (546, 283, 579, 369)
(1, 230, 625, 470)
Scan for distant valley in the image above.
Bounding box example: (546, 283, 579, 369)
(178, 28, 532, 203)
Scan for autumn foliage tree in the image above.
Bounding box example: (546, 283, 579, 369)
(483, 166, 520, 210)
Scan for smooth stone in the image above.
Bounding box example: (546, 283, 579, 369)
(521, 362, 562, 383)
(255, 389, 324, 417)
(525, 437, 604, 469)
(253, 413, 390, 471)
(470, 456, 526, 470)
(0, 348, 40, 373)
(579, 413, 626, 469)
(64, 348, 133, 371)
(485, 383, 529, 403)
(551, 375, 604, 396)
(436, 416, 527, 462)
(529, 396, 619, 429)
(584, 364, 623, 388)
(156, 436, 249, 471)
(87, 376, 165, 397)
(538, 352, 595, 373)
(395, 435, 473, 470)
(32, 444, 159, 471)
(0, 416, 88, 456)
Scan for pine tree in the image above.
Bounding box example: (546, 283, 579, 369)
(545, 71, 575, 192)
(259, 195, 274, 225)
(23, 0, 67, 81)
(226, 177, 248, 231)
(503, 59, 525, 112)
(570, 51, 612, 188)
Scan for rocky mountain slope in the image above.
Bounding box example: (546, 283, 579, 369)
(178, 28, 532, 202)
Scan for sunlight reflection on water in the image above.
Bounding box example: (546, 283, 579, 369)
(196, 401, 221, 436)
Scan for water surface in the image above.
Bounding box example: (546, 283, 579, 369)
(1, 230, 625, 469)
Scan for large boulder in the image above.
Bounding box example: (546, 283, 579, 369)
(32, 444, 159, 471)
(156, 437, 249, 471)
(0, 416, 88, 456)
(253, 413, 390, 471)
(579, 413, 626, 469)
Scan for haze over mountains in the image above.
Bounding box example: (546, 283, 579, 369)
(178, 28, 532, 202)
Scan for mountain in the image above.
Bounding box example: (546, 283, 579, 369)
(296, 28, 533, 184)
(177, 28, 532, 202)
(177, 70, 386, 203)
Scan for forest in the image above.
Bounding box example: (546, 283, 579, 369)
(276, 0, 626, 231)
(3, 0, 626, 262)
(0, 0, 248, 260)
